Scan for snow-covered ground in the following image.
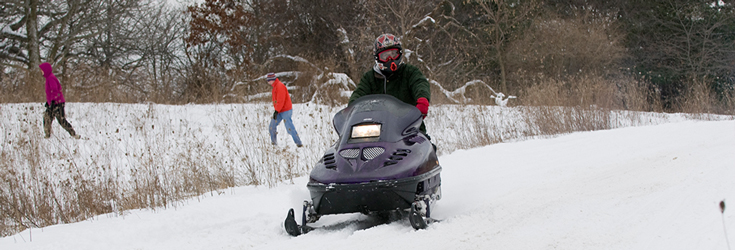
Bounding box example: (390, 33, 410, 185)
(1, 106, 733, 249)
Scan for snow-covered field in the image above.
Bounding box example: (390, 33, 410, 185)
(1, 102, 733, 249)
(0, 102, 686, 192)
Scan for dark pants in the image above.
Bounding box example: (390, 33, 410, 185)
(44, 102, 77, 137)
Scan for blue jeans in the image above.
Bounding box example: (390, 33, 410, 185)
(269, 110, 302, 145)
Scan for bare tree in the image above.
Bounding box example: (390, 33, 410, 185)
(0, 0, 42, 70)
(475, 0, 540, 93)
(622, 0, 735, 110)
(506, 9, 627, 79)
(1, 0, 103, 101)
(136, 3, 187, 100)
(0, 0, 106, 69)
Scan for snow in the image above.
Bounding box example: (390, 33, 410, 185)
(320, 73, 357, 98)
(430, 79, 502, 104)
(1, 22, 27, 39)
(272, 55, 314, 66)
(166, 0, 203, 7)
(492, 92, 517, 107)
(412, 16, 437, 30)
(337, 28, 350, 45)
(1, 102, 734, 250)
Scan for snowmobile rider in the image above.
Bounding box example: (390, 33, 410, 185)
(349, 33, 432, 138)
(267, 72, 303, 147)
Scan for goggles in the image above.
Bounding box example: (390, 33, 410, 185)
(377, 48, 401, 62)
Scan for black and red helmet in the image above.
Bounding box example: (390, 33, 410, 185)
(373, 33, 404, 74)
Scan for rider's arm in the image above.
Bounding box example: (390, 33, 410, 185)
(407, 66, 431, 103)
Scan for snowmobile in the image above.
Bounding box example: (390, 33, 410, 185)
(284, 94, 442, 236)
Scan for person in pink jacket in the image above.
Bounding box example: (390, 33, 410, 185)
(40, 62, 80, 139)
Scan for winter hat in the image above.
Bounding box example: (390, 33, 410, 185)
(266, 73, 277, 81)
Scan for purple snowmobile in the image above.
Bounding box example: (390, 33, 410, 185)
(284, 94, 442, 236)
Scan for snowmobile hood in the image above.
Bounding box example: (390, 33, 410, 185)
(310, 94, 437, 184)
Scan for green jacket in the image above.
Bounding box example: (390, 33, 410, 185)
(349, 64, 431, 133)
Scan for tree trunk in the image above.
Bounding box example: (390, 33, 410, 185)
(497, 44, 507, 93)
(26, 0, 43, 102)
(26, 0, 40, 69)
(494, 21, 507, 94)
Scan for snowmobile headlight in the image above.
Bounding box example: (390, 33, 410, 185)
(351, 124, 381, 139)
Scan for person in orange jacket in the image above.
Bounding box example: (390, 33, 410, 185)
(267, 73, 303, 147)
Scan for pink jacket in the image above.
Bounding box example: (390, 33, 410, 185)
(40, 62, 65, 105)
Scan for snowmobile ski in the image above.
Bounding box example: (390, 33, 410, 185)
(284, 208, 316, 236)
(284, 208, 301, 236)
(408, 206, 428, 229)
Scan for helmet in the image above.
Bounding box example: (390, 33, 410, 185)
(373, 33, 404, 74)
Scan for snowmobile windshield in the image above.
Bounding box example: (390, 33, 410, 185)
(333, 94, 422, 143)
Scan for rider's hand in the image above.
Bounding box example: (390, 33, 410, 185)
(416, 97, 429, 118)
(272, 111, 278, 120)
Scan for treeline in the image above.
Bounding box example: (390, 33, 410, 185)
(1, 0, 733, 114)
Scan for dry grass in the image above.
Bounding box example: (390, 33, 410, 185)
(425, 72, 731, 155)
(0, 71, 44, 103)
(679, 81, 735, 117)
(518, 73, 641, 109)
(0, 102, 337, 236)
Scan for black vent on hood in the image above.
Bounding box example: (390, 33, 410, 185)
(383, 149, 410, 167)
(323, 153, 336, 169)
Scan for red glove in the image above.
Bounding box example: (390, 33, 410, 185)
(416, 97, 429, 117)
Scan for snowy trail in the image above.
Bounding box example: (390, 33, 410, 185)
(2, 120, 734, 250)
(437, 120, 735, 249)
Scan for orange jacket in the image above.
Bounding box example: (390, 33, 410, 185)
(271, 79, 293, 113)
